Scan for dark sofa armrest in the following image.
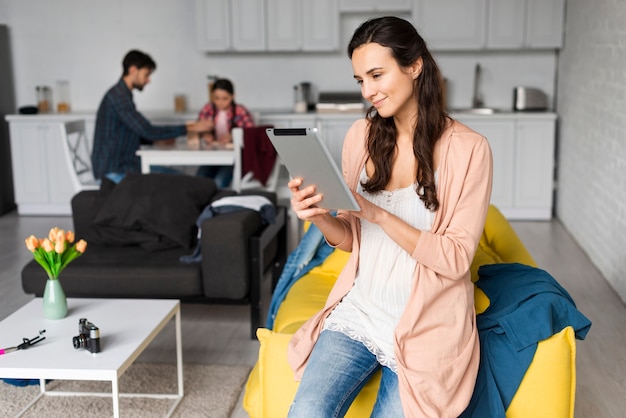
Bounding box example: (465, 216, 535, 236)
(200, 209, 263, 300)
(71, 190, 102, 239)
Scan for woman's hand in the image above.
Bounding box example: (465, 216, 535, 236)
(352, 192, 422, 255)
(288, 177, 330, 222)
(350, 193, 386, 225)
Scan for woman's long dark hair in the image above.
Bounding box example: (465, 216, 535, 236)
(348, 16, 447, 211)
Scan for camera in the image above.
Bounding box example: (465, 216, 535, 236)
(72, 318, 101, 353)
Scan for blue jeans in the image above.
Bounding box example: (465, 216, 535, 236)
(196, 165, 233, 188)
(104, 166, 181, 184)
(288, 330, 404, 418)
(104, 172, 125, 184)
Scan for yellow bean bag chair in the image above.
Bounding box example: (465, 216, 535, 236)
(244, 205, 577, 417)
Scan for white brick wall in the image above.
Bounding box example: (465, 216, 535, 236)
(556, 0, 626, 302)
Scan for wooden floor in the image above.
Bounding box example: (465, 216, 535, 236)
(1, 210, 624, 418)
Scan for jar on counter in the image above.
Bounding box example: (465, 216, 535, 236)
(174, 93, 187, 113)
(36, 85, 52, 113)
(56, 80, 71, 113)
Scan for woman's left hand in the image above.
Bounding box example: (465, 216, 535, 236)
(351, 193, 386, 225)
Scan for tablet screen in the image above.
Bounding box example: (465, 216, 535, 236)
(266, 128, 360, 211)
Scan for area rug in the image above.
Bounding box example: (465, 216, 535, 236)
(0, 362, 251, 418)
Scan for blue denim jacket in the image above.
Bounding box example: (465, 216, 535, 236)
(266, 223, 334, 329)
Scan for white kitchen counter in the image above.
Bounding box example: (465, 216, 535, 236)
(5, 109, 558, 219)
(6, 109, 558, 122)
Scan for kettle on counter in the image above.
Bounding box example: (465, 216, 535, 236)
(293, 82, 315, 113)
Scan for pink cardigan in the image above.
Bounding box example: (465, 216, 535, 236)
(287, 118, 493, 417)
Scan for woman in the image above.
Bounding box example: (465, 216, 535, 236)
(286, 17, 493, 417)
(196, 78, 255, 187)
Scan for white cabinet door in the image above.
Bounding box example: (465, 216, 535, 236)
(9, 123, 50, 205)
(457, 119, 516, 210)
(195, 0, 231, 51)
(525, 0, 565, 48)
(232, 0, 266, 51)
(267, 0, 301, 51)
(317, 117, 357, 168)
(514, 120, 555, 216)
(302, 0, 339, 51)
(414, 0, 487, 50)
(487, 0, 565, 49)
(8, 121, 76, 214)
(338, 0, 411, 13)
(487, 0, 525, 49)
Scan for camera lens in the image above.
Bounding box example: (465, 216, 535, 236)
(72, 335, 85, 349)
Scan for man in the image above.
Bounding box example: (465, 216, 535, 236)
(92, 49, 211, 183)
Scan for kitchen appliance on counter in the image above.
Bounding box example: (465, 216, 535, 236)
(294, 82, 316, 113)
(513, 87, 549, 111)
(316, 91, 365, 113)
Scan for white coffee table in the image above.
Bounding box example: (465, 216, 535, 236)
(0, 298, 183, 417)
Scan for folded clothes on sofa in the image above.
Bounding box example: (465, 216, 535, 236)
(181, 195, 276, 263)
(460, 263, 592, 418)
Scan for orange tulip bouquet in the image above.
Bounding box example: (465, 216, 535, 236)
(25, 227, 87, 280)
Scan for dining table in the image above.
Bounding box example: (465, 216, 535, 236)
(136, 136, 242, 191)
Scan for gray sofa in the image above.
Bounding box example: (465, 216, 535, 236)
(21, 174, 287, 338)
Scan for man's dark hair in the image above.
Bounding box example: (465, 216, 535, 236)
(122, 50, 156, 75)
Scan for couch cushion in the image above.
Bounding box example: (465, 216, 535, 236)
(21, 245, 203, 298)
(92, 173, 217, 251)
(507, 326, 575, 418)
(481, 205, 536, 267)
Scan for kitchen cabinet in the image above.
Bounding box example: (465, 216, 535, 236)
(267, 0, 301, 51)
(338, 0, 411, 13)
(413, 0, 565, 51)
(195, 0, 231, 51)
(315, 117, 355, 167)
(267, 0, 338, 52)
(525, 0, 565, 48)
(462, 120, 516, 209)
(514, 120, 556, 213)
(196, 0, 339, 52)
(455, 114, 556, 220)
(7, 117, 79, 215)
(487, 0, 565, 49)
(5, 112, 189, 216)
(413, 0, 487, 50)
(301, 0, 339, 51)
(195, 0, 267, 51)
(486, 0, 525, 49)
(258, 113, 316, 129)
(232, 0, 266, 51)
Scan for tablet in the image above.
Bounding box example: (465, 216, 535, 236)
(266, 128, 360, 211)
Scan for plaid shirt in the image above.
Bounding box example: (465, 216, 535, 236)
(91, 79, 186, 179)
(197, 102, 255, 130)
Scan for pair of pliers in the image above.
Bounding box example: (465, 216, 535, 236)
(0, 330, 46, 355)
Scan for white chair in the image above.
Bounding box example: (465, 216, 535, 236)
(232, 127, 283, 192)
(60, 120, 99, 192)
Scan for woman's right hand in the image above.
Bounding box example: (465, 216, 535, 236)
(289, 177, 330, 222)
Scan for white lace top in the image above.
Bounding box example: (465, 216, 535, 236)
(323, 166, 436, 372)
